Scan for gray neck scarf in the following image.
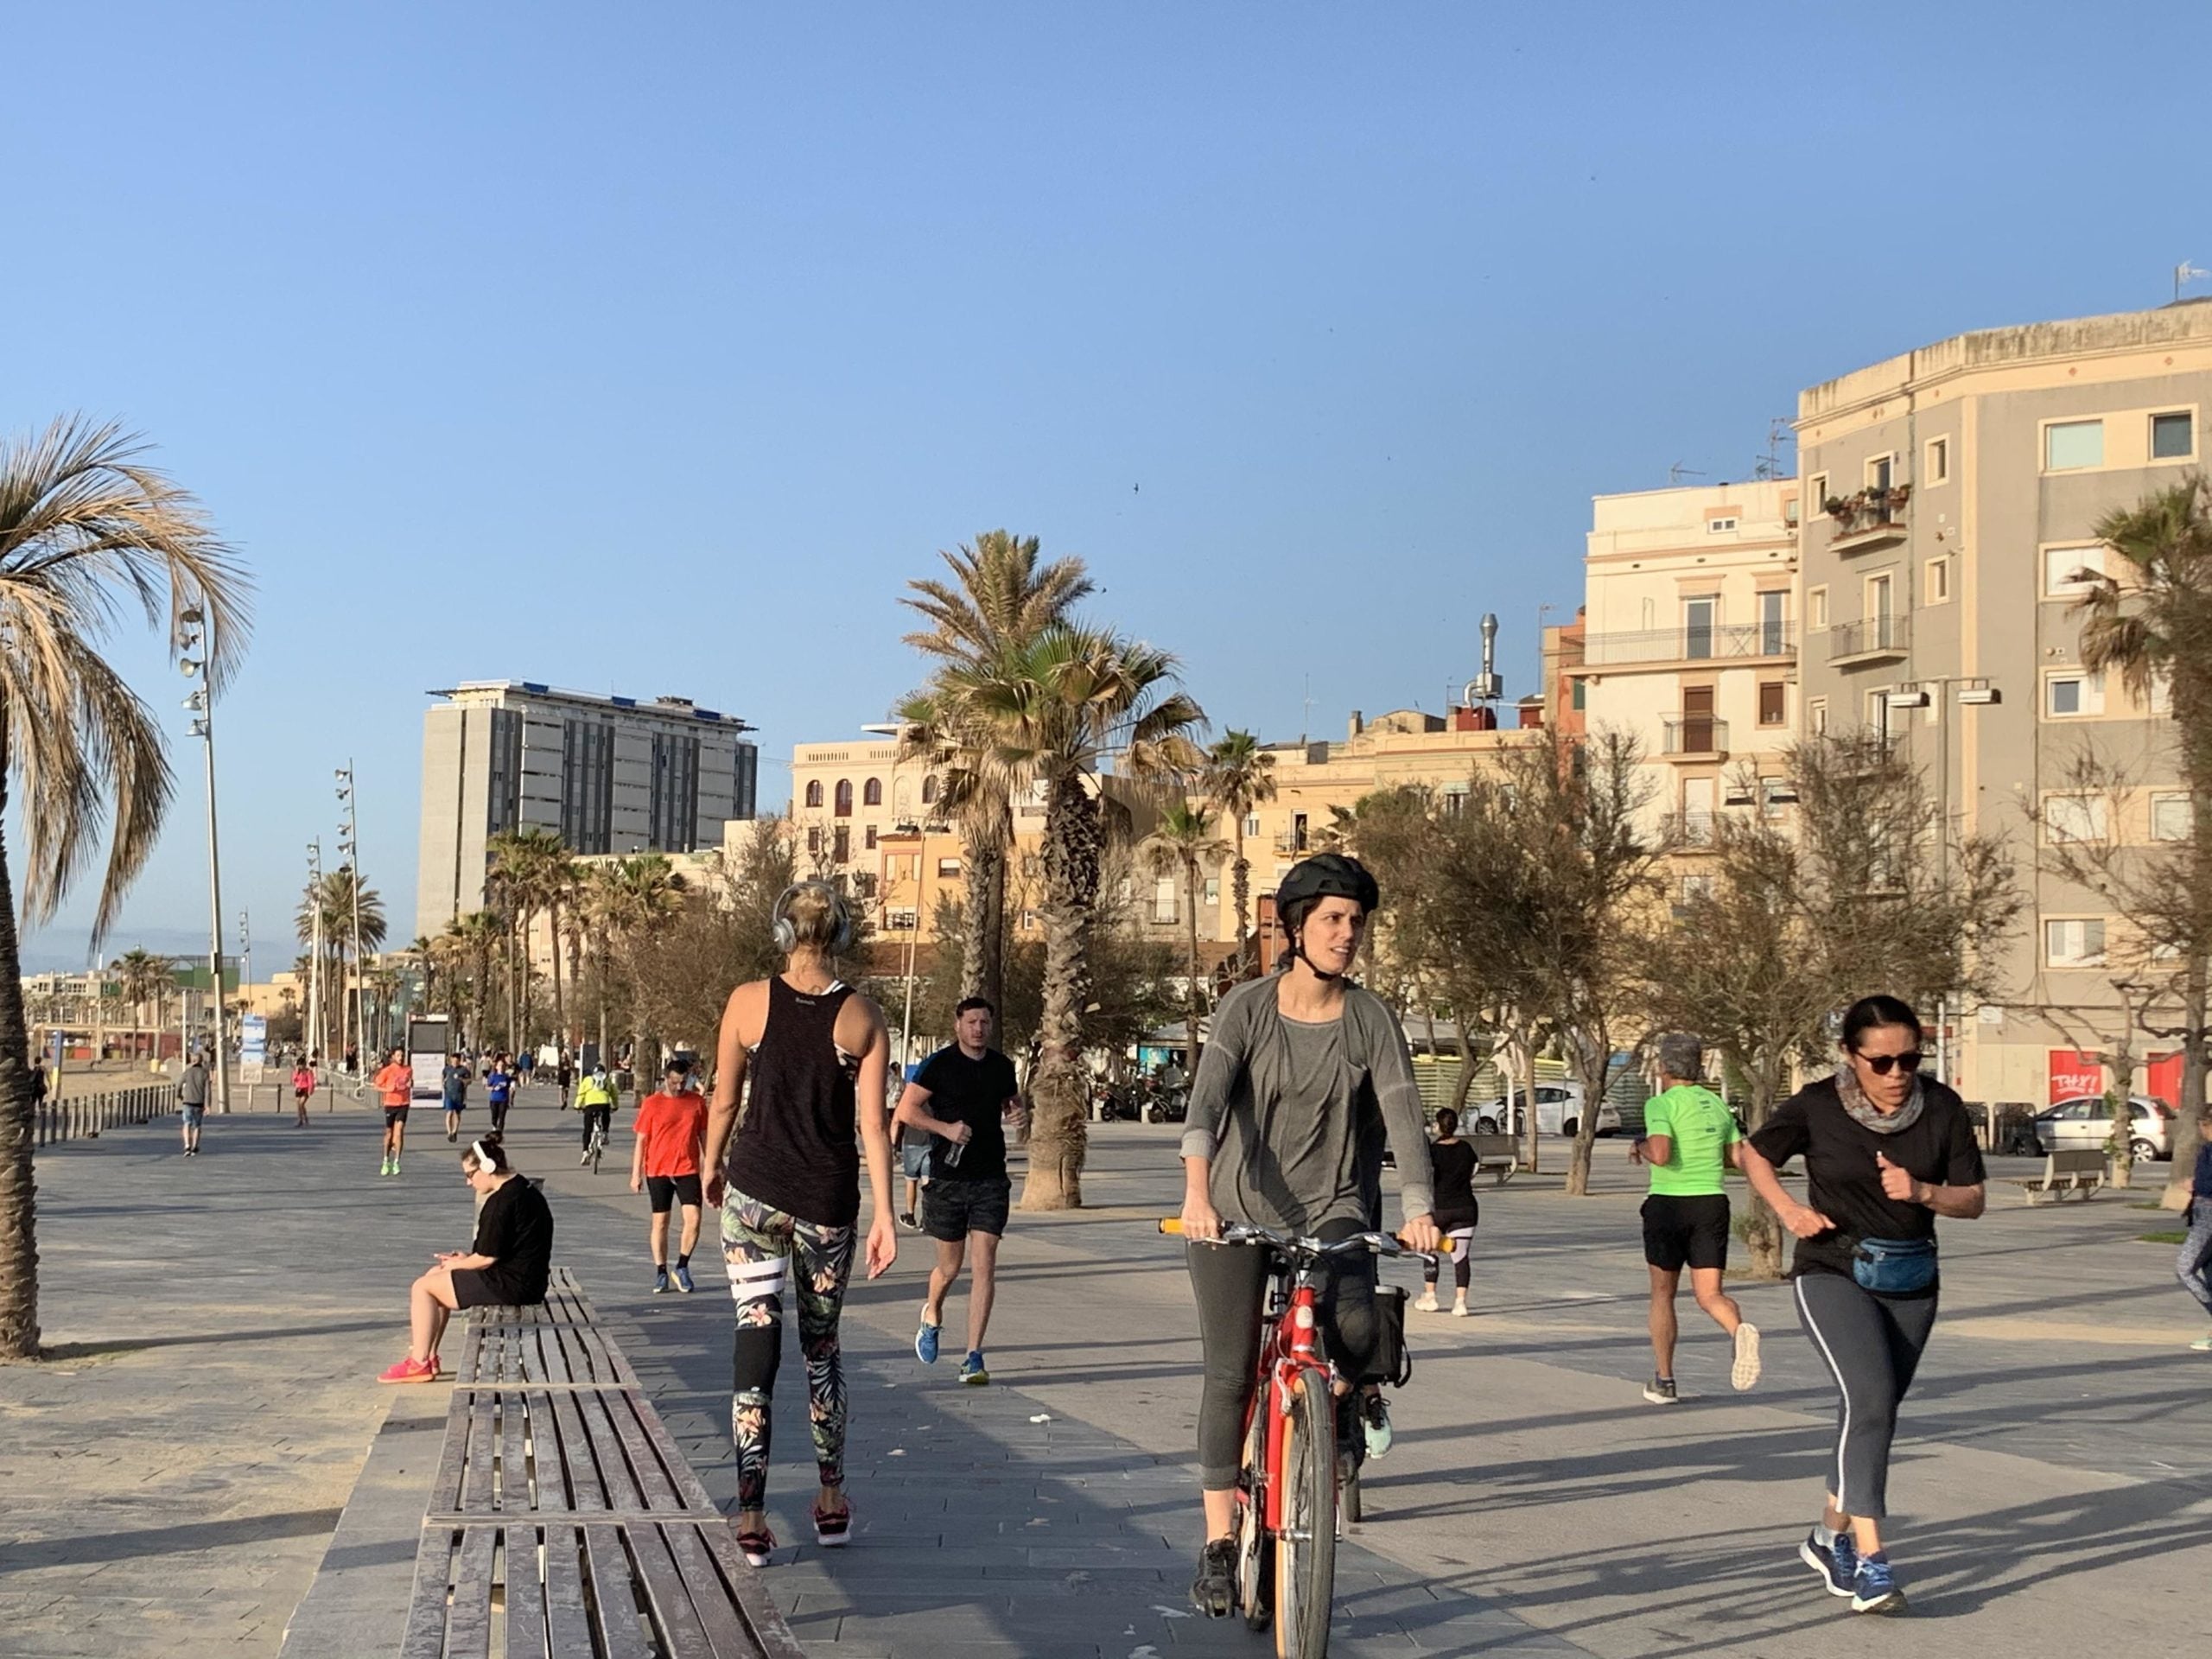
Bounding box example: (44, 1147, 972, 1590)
(1834, 1062, 1925, 1135)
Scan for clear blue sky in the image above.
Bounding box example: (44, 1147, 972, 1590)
(4, 2, 2205, 969)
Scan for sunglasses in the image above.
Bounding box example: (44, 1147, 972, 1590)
(1853, 1050, 1923, 1077)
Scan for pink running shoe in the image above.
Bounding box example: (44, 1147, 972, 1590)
(378, 1355, 438, 1385)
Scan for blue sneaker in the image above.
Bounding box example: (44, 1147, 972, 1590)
(958, 1351, 989, 1385)
(915, 1307, 940, 1365)
(1850, 1552, 1906, 1616)
(1799, 1527, 1856, 1598)
(672, 1264, 695, 1294)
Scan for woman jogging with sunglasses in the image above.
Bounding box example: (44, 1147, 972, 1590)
(1738, 994, 1986, 1618)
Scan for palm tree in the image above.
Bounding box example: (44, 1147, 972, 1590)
(443, 910, 503, 1048)
(2075, 478, 2212, 1193)
(113, 947, 175, 1059)
(1140, 803, 1230, 1068)
(584, 854, 685, 1069)
(488, 827, 574, 1059)
(899, 531, 1094, 1015)
(946, 624, 1205, 1209)
(0, 417, 251, 1358)
(1203, 730, 1276, 978)
(296, 866, 385, 1059)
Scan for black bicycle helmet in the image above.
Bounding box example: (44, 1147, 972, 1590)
(1275, 853, 1381, 918)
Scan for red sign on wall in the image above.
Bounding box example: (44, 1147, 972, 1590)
(2049, 1050, 2105, 1103)
(2147, 1052, 2183, 1109)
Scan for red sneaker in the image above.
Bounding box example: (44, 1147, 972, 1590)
(378, 1356, 437, 1384)
(813, 1500, 851, 1548)
(736, 1526, 776, 1567)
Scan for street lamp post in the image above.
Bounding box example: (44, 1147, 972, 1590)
(178, 607, 232, 1116)
(306, 840, 324, 1063)
(336, 763, 365, 1071)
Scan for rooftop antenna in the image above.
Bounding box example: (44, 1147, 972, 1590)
(1753, 418, 1794, 480)
(1668, 461, 1707, 486)
(2177, 262, 2210, 302)
(1300, 674, 1314, 745)
(1464, 613, 1504, 709)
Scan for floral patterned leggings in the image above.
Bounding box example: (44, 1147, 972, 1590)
(721, 1187, 855, 1512)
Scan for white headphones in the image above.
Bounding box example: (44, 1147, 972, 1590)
(772, 880, 855, 955)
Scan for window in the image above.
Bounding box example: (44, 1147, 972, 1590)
(920, 775, 938, 805)
(1758, 681, 1786, 726)
(1243, 813, 1260, 837)
(804, 779, 823, 809)
(2152, 410, 2195, 460)
(1205, 877, 1221, 906)
(1865, 453, 1894, 492)
(2152, 792, 2192, 841)
(1680, 874, 1714, 903)
(1154, 875, 1178, 924)
(832, 825, 849, 862)
(2045, 918, 2107, 968)
(1571, 677, 1586, 710)
(833, 779, 854, 817)
(2149, 671, 2174, 716)
(1925, 436, 1949, 484)
(806, 826, 823, 854)
(862, 777, 882, 807)
(1707, 516, 1738, 533)
(1785, 496, 1801, 527)
(1925, 558, 1950, 605)
(937, 857, 961, 877)
(1758, 590, 1786, 654)
(2044, 543, 2104, 597)
(864, 824, 878, 850)
(1683, 595, 1718, 659)
(2044, 419, 2104, 471)
(1808, 586, 1829, 630)
(1808, 472, 1828, 511)
(1808, 697, 1828, 734)
(2047, 671, 2105, 717)
(2044, 795, 2108, 843)
(1760, 777, 1792, 817)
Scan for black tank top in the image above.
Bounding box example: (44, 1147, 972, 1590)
(728, 976, 861, 1227)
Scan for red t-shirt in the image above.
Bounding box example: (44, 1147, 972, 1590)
(632, 1090, 709, 1178)
(375, 1063, 414, 1107)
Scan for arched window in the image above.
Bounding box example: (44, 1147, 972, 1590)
(863, 777, 883, 807)
(804, 780, 823, 809)
(921, 775, 938, 805)
(834, 779, 854, 817)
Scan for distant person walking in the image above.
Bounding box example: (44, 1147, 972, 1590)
(899, 997, 1025, 1385)
(702, 880, 897, 1567)
(1415, 1107, 1478, 1316)
(1739, 995, 1987, 1618)
(441, 1053, 472, 1142)
(176, 1050, 210, 1157)
(556, 1050, 576, 1109)
(291, 1058, 315, 1126)
(375, 1046, 415, 1176)
(2175, 1110, 2212, 1350)
(1630, 1033, 1758, 1403)
(379, 1138, 554, 1383)
(632, 1057, 709, 1293)
(484, 1054, 514, 1135)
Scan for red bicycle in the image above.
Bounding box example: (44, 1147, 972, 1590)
(1165, 1218, 1422, 1659)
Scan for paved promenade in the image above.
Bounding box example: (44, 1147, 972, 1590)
(3, 1094, 2209, 1657)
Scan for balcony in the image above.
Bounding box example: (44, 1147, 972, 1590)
(1661, 716, 1729, 760)
(1827, 613, 1912, 666)
(1273, 829, 1313, 856)
(1578, 623, 1796, 669)
(1822, 486, 1910, 553)
(1668, 810, 1717, 848)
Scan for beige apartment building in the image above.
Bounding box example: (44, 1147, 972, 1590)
(1796, 300, 2207, 1109)
(1577, 480, 1801, 868)
(789, 735, 947, 892)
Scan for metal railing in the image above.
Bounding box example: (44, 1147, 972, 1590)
(1827, 613, 1911, 662)
(31, 1085, 168, 1148)
(1662, 716, 1729, 756)
(1273, 830, 1313, 855)
(1669, 810, 1717, 846)
(1580, 622, 1796, 667)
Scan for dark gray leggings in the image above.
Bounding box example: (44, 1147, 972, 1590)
(1187, 1218, 1377, 1490)
(1793, 1270, 1937, 1522)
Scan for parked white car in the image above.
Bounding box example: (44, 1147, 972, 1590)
(2032, 1095, 2175, 1160)
(1472, 1082, 1621, 1138)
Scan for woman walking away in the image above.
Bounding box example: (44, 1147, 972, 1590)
(2175, 1110, 2212, 1349)
(1738, 995, 1986, 1618)
(702, 881, 897, 1568)
(291, 1058, 315, 1127)
(379, 1139, 553, 1383)
(1416, 1108, 1478, 1316)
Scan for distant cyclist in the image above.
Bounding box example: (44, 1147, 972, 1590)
(1178, 854, 1439, 1617)
(575, 1063, 618, 1166)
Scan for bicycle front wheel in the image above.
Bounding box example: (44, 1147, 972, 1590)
(1273, 1366, 1338, 1659)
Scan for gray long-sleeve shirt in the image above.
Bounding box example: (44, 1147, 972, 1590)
(1179, 976, 1434, 1232)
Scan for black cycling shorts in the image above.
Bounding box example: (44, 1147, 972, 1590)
(1643, 1193, 1731, 1272)
(646, 1173, 703, 1213)
(922, 1177, 1011, 1241)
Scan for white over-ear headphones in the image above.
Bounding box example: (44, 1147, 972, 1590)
(772, 880, 855, 955)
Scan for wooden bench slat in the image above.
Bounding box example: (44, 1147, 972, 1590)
(503, 1522, 549, 1659)
(432, 1392, 474, 1513)
(681, 1523, 811, 1659)
(546, 1387, 609, 1512)
(582, 1526, 655, 1659)
(662, 1522, 808, 1659)
(444, 1524, 498, 1659)
(542, 1525, 597, 1659)
(576, 1391, 652, 1512)
(461, 1393, 500, 1512)
(500, 1388, 531, 1515)
(600, 1390, 685, 1512)
(622, 1519, 720, 1659)
(399, 1527, 458, 1659)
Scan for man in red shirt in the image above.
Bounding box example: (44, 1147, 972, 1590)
(631, 1055, 709, 1293)
(374, 1046, 416, 1177)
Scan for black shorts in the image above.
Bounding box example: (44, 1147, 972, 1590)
(449, 1268, 535, 1311)
(922, 1177, 1011, 1242)
(1643, 1193, 1731, 1272)
(646, 1173, 703, 1213)
(383, 1105, 410, 1129)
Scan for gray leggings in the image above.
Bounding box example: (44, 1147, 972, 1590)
(2178, 1212, 2212, 1316)
(1793, 1270, 1937, 1522)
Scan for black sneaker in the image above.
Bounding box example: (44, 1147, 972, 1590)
(1190, 1538, 1236, 1618)
(898, 1211, 919, 1231)
(1642, 1376, 1678, 1405)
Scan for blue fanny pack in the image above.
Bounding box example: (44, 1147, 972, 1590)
(1851, 1235, 1937, 1294)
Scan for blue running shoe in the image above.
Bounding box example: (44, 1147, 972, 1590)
(652, 1268, 671, 1295)
(1851, 1552, 1905, 1616)
(1799, 1527, 1856, 1598)
(915, 1307, 940, 1365)
(958, 1351, 989, 1385)
(672, 1263, 695, 1294)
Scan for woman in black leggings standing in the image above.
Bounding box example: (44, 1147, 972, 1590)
(1739, 995, 1985, 1618)
(1416, 1108, 1478, 1316)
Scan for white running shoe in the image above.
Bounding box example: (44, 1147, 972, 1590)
(1732, 1323, 1763, 1391)
(1414, 1291, 1440, 1313)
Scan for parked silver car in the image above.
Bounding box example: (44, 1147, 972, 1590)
(2031, 1094, 2176, 1160)
(1473, 1082, 1621, 1138)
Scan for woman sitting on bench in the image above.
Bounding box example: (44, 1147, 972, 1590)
(381, 1139, 555, 1383)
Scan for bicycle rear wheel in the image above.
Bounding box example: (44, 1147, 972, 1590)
(1273, 1367, 1337, 1659)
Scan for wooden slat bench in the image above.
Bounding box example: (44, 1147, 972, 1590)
(2007, 1147, 2107, 1205)
(1469, 1133, 1520, 1184)
(402, 1268, 804, 1659)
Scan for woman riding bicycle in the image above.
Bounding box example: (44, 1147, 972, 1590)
(1179, 853, 1440, 1618)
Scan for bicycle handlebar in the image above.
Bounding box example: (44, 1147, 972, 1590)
(1158, 1217, 1440, 1259)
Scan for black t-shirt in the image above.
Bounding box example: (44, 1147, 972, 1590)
(914, 1045, 1019, 1185)
(1428, 1138, 1479, 1230)
(471, 1175, 555, 1306)
(1748, 1077, 1985, 1280)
